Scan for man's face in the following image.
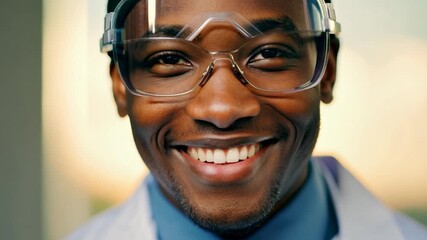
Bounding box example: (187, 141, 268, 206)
(111, 0, 337, 236)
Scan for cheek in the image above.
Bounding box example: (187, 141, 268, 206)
(126, 96, 184, 166)
(127, 95, 187, 135)
(129, 98, 170, 127)
(264, 88, 320, 128)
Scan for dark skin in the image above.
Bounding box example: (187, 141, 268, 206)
(110, 1, 339, 237)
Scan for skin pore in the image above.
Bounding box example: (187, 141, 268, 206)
(110, 0, 339, 238)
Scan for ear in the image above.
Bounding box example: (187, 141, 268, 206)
(110, 61, 128, 117)
(320, 36, 340, 104)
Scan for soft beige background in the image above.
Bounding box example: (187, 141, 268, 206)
(43, 0, 427, 239)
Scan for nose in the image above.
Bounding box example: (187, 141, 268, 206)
(185, 61, 261, 129)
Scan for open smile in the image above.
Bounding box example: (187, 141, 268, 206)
(187, 143, 262, 164)
(173, 139, 277, 185)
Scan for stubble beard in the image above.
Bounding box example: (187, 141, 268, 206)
(165, 112, 321, 238)
(169, 171, 282, 238)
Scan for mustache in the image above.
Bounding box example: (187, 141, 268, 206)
(166, 119, 289, 141)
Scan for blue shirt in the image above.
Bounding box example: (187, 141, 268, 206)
(147, 160, 338, 239)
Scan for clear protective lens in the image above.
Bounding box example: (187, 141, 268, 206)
(110, 0, 332, 96)
(120, 38, 212, 96)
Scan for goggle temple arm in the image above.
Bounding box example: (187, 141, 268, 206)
(325, 3, 341, 35)
(100, 12, 116, 53)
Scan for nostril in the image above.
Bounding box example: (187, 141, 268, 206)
(185, 91, 261, 129)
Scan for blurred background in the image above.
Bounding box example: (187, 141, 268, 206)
(1, 0, 426, 239)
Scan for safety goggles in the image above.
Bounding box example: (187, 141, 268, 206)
(101, 0, 341, 97)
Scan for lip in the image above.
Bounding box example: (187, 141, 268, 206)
(173, 139, 274, 186)
(169, 134, 275, 149)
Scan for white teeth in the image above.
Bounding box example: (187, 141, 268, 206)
(239, 146, 248, 160)
(248, 145, 256, 158)
(197, 148, 206, 162)
(213, 149, 227, 164)
(226, 148, 239, 163)
(190, 148, 198, 160)
(187, 143, 262, 164)
(206, 149, 214, 162)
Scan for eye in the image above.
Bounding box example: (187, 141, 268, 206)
(250, 46, 298, 62)
(145, 51, 193, 76)
(248, 45, 300, 71)
(148, 51, 191, 66)
(252, 48, 283, 60)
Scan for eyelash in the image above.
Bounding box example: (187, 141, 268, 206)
(146, 51, 190, 66)
(249, 45, 299, 62)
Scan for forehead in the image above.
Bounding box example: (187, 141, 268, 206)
(157, 0, 305, 14)
(123, 0, 309, 34)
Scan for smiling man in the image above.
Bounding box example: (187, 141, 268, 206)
(67, 0, 427, 239)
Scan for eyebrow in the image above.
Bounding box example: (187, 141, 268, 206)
(251, 16, 302, 45)
(143, 25, 187, 38)
(142, 16, 301, 43)
(251, 16, 299, 34)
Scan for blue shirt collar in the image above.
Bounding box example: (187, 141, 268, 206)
(147, 160, 337, 240)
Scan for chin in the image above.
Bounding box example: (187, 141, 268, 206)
(184, 200, 276, 238)
(170, 167, 284, 238)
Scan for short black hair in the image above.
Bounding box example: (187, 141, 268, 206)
(108, 0, 121, 12)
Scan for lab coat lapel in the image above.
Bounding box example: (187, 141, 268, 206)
(318, 159, 405, 240)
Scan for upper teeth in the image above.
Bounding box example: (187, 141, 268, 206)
(187, 144, 261, 164)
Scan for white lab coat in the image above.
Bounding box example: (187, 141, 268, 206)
(66, 158, 427, 240)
